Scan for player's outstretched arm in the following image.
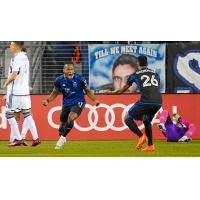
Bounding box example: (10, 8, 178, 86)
(105, 84, 130, 95)
(43, 89, 59, 106)
(84, 87, 100, 107)
(0, 94, 7, 102)
(179, 118, 190, 127)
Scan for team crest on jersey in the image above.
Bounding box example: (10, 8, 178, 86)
(73, 82, 77, 88)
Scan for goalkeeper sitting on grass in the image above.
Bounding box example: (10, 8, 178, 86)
(157, 110, 196, 143)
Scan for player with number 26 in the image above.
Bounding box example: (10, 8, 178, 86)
(105, 55, 162, 151)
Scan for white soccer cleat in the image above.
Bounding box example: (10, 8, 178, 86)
(55, 136, 66, 149)
(178, 136, 192, 143)
(157, 123, 166, 132)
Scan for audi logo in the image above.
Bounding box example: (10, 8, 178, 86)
(47, 104, 173, 132)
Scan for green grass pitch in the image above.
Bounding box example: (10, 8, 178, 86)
(0, 140, 199, 157)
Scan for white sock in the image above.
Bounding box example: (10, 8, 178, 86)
(7, 118, 22, 140)
(10, 137, 15, 143)
(25, 115, 38, 140)
(10, 126, 15, 142)
(21, 134, 26, 140)
(21, 118, 29, 139)
(10, 121, 19, 141)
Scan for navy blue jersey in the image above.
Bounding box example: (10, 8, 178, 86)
(126, 67, 162, 104)
(54, 74, 87, 107)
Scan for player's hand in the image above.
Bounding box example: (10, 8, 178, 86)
(95, 100, 100, 107)
(43, 100, 49, 106)
(105, 89, 112, 95)
(29, 87, 33, 92)
(0, 95, 6, 102)
(172, 113, 180, 121)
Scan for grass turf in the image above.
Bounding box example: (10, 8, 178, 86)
(0, 140, 199, 157)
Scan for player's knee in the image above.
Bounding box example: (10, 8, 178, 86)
(15, 116, 21, 121)
(22, 112, 31, 118)
(14, 113, 21, 121)
(124, 117, 132, 124)
(60, 122, 66, 129)
(5, 113, 14, 119)
(68, 118, 75, 124)
(143, 114, 151, 124)
(68, 112, 78, 123)
(123, 113, 130, 122)
(142, 114, 147, 121)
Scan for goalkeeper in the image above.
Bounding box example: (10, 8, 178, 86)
(157, 110, 196, 142)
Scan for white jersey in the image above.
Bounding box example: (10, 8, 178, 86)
(7, 52, 30, 95)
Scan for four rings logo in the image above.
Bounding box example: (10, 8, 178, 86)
(47, 104, 178, 132)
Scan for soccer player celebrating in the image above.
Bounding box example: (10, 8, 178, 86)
(157, 111, 196, 142)
(105, 55, 162, 151)
(3, 41, 41, 147)
(43, 61, 100, 149)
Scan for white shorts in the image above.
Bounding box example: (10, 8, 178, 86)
(6, 95, 31, 113)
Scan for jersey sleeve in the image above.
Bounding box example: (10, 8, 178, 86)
(54, 79, 61, 90)
(80, 78, 88, 89)
(126, 74, 136, 86)
(179, 118, 190, 127)
(12, 57, 20, 72)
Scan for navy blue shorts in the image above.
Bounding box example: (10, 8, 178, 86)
(128, 100, 161, 123)
(60, 101, 85, 123)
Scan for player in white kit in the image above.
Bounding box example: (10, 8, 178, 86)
(0, 47, 34, 145)
(3, 41, 41, 147)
